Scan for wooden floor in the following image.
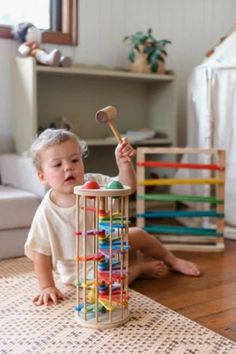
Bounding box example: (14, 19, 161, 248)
(130, 238, 236, 342)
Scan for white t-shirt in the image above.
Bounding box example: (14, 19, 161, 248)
(25, 173, 115, 285)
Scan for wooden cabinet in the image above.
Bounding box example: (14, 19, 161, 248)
(13, 57, 177, 175)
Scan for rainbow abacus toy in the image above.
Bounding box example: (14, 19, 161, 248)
(74, 180, 131, 329)
(136, 147, 225, 252)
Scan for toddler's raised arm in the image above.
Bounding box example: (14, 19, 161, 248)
(115, 138, 136, 194)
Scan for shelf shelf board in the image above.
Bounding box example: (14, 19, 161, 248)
(36, 64, 175, 82)
(86, 137, 172, 146)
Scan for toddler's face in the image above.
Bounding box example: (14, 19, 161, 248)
(38, 139, 84, 194)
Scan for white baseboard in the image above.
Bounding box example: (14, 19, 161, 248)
(224, 226, 236, 240)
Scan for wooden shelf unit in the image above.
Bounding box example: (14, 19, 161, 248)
(13, 57, 177, 175)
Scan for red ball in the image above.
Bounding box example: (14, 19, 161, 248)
(82, 181, 100, 190)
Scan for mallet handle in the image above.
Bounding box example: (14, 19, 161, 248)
(108, 121, 122, 144)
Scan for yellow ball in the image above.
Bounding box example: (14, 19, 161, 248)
(88, 287, 95, 303)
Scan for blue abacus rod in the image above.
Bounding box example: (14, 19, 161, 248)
(137, 210, 224, 218)
(144, 225, 223, 236)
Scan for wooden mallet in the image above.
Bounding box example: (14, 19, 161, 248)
(95, 106, 122, 143)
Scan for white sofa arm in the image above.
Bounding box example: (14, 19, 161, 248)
(0, 154, 47, 198)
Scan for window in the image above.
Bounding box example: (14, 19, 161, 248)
(0, 0, 77, 46)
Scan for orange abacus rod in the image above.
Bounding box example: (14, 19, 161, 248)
(80, 207, 108, 212)
(76, 254, 104, 262)
(99, 293, 129, 302)
(98, 272, 126, 282)
(136, 161, 225, 171)
(75, 230, 106, 236)
(80, 206, 96, 212)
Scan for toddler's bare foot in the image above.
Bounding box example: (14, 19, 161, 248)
(128, 260, 168, 284)
(139, 260, 168, 279)
(163, 250, 200, 277)
(170, 257, 200, 277)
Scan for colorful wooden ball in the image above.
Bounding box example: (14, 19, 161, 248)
(82, 181, 100, 189)
(106, 180, 124, 190)
(82, 181, 100, 199)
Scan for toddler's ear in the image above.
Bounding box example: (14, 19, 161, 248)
(37, 170, 47, 184)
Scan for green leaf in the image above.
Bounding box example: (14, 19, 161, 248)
(147, 49, 158, 62)
(158, 39, 172, 46)
(123, 36, 130, 42)
(151, 62, 158, 73)
(128, 51, 135, 63)
(158, 56, 165, 63)
(143, 47, 154, 55)
(159, 48, 167, 56)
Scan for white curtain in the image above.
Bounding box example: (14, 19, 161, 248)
(173, 64, 236, 233)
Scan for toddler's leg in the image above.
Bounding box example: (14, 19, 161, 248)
(128, 227, 200, 282)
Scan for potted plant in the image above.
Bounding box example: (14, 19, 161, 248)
(123, 28, 171, 74)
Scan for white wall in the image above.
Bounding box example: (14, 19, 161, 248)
(1, 0, 236, 152)
(0, 39, 15, 152)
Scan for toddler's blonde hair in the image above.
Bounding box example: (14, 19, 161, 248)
(30, 129, 88, 171)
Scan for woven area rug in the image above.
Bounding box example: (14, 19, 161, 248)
(1, 257, 236, 354)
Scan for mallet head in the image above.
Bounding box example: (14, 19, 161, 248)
(95, 106, 118, 124)
(95, 105, 122, 143)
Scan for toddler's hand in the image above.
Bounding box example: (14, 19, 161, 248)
(32, 286, 64, 306)
(115, 138, 136, 164)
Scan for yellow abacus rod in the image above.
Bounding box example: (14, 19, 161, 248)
(139, 178, 224, 186)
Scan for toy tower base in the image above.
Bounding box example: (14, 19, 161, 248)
(75, 308, 129, 330)
(74, 181, 131, 329)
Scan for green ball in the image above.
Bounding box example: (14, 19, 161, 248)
(106, 180, 124, 190)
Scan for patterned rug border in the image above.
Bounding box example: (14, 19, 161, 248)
(0, 257, 236, 354)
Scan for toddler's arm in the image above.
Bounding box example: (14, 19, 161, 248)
(115, 138, 136, 193)
(32, 252, 64, 306)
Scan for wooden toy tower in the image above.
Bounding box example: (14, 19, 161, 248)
(136, 147, 225, 252)
(74, 180, 131, 329)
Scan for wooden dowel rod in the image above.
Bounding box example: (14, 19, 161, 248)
(139, 178, 224, 186)
(138, 193, 224, 204)
(109, 196, 112, 322)
(144, 225, 223, 236)
(137, 210, 224, 218)
(75, 195, 80, 319)
(137, 161, 224, 170)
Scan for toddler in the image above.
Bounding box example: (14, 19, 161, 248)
(25, 129, 200, 306)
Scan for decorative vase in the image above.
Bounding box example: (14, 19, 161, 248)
(129, 52, 166, 74)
